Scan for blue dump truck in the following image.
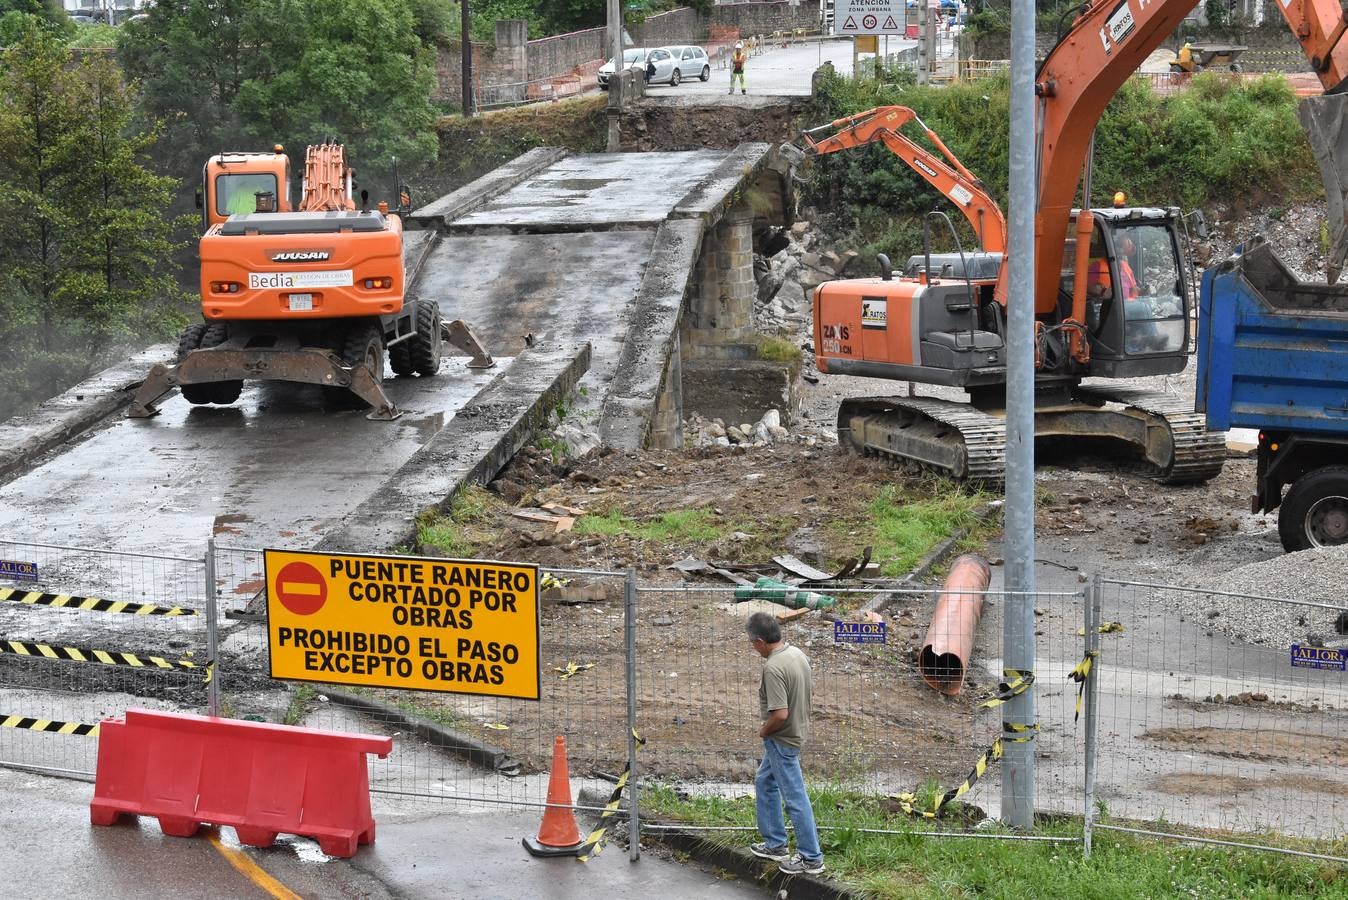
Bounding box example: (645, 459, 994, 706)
(1198, 236, 1348, 551)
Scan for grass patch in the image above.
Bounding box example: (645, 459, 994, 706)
(843, 483, 993, 577)
(756, 334, 802, 363)
(281, 684, 315, 726)
(417, 485, 502, 557)
(642, 785, 1347, 898)
(577, 507, 732, 543)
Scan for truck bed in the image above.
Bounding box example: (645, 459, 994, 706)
(1198, 236, 1348, 434)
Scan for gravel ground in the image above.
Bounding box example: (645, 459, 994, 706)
(1157, 546, 1348, 649)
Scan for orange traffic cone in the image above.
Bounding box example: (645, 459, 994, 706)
(523, 735, 584, 857)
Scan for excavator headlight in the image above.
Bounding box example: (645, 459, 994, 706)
(211, 281, 242, 294)
(362, 277, 394, 290)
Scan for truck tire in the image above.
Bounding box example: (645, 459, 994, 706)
(325, 324, 385, 408)
(177, 324, 219, 406)
(389, 334, 414, 376)
(1278, 466, 1348, 551)
(409, 300, 443, 377)
(201, 323, 242, 405)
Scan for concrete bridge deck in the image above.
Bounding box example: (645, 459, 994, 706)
(0, 144, 791, 557)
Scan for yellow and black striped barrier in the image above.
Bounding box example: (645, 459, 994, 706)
(979, 669, 1034, 709)
(576, 729, 645, 862)
(0, 639, 206, 674)
(889, 722, 1037, 818)
(1069, 650, 1098, 722)
(1, 714, 100, 737)
(0, 586, 198, 617)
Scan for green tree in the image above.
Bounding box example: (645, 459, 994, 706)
(0, 21, 183, 415)
(119, 0, 439, 182)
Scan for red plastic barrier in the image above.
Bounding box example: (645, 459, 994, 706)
(90, 708, 393, 858)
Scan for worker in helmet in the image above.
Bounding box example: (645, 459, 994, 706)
(1086, 236, 1139, 301)
(730, 40, 747, 95)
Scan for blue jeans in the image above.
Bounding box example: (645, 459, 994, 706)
(755, 738, 821, 862)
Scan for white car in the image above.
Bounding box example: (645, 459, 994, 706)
(598, 48, 650, 90)
(667, 46, 712, 84)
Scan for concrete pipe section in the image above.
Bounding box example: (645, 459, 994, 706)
(918, 553, 991, 696)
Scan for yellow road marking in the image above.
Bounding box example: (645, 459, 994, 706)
(206, 830, 303, 900)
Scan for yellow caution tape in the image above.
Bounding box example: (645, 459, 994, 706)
(888, 722, 1036, 818)
(1, 714, 99, 737)
(1069, 651, 1098, 722)
(979, 669, 1034, 709)
(0, 586, 197, 617)
(540, 573, 572, 591)
(0, 639, 205, 675)
(482, 722, 510, 730)
(554, 662, 595, 680)
(1076, 621, 1125, 636)
(577, 729, 645, 863)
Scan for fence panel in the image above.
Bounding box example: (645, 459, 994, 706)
(1088, 578, 1348, 858)
(213, 545, 635, 813)
(0, 538, 210, 778)
(632, 582, 1086, 832)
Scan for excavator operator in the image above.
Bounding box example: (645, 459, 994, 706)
(1086, 236, 1139, 302)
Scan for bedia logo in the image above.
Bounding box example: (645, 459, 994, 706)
(271, 249, 331, 262)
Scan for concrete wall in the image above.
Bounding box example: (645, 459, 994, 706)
(527, 25, 608, 82)
(631, 8, 702, 47)
(711, 1, 818, 35)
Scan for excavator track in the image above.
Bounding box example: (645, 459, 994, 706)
(1072, 385, 1227, 484)
(838, 396, 1007, 486)
(837, 386, 1226, 488)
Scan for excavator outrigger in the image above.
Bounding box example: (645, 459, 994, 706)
(129, 143, 493, 421)
(784, 0, 1348, 486)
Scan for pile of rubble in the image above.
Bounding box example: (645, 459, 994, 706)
(684, 408, 831, 448)
(754, 217, 860, 333)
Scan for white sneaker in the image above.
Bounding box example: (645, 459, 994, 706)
(778, 853, 825, 875)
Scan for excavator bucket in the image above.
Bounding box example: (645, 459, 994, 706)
(1298, 93, 1348, 283)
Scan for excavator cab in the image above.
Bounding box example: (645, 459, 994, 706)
(200, 150, 292, 231)
(1059, 209, 1190, 378)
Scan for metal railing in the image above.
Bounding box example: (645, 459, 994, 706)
(4, 534, 1348, 865)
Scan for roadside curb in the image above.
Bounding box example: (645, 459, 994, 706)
(644, 823, 857, 900)
(321, 686, 520, 774)
(860, 500, 1003, 616)
(0, 344, 174, 483)
(410, 146, 568, 230)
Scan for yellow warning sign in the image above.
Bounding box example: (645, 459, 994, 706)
(264, 549, 540, 700)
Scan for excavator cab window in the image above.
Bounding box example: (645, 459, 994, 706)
(1110, 222, 1186, 355)
(216, 173, 278, 217)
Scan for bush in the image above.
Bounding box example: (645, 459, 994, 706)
(806, 69, 1319, 253)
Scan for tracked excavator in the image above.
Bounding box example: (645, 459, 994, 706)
(128, 143, 493, 421)
(782, 0, 1348, 485)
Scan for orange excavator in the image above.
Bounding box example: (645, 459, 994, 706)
(129, 143, 493, 421)
(783, 0, 1348, 485)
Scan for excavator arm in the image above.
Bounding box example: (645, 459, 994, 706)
(1036, 0, 1348, 310)
(790, 105, 1009, 301)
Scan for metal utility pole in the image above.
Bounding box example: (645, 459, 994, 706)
(606, 0, 623, 151)
(916, 3, 929, 84)
(1002, 0, 1037, 830)
(462, 0, 476, 117)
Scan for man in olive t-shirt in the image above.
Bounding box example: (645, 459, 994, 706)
(746, 611, 823, 876)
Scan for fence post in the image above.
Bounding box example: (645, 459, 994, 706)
(204, 538, 220, 717)
(1082, 574, 1102, 857)
(625, 568, 640, 862)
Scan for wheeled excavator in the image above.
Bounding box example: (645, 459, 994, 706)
(782, 0, 1348, 485)
(128, 143, 493, 421)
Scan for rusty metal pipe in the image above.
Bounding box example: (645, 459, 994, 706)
(918, 554, 991, 696)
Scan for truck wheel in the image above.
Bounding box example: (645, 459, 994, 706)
(325, 325, 385, 407)
(389, 335, 414, 376)
(1278, 466, 1348, 551)
(200, 323, 242, 405)
(409, 300, 443, 377)
(176, 324, 219, 406)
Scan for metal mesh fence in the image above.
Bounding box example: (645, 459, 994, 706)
(213, 546, 635, 813)
(0, 538, 210, 778)
(631, 583, 1086, 830)
(1087, 577, 1348, 858)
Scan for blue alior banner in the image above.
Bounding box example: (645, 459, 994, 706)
(1290, 644, 1346, 671)
(0, 559, 39, 582)
(834, 620, 886, 644)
